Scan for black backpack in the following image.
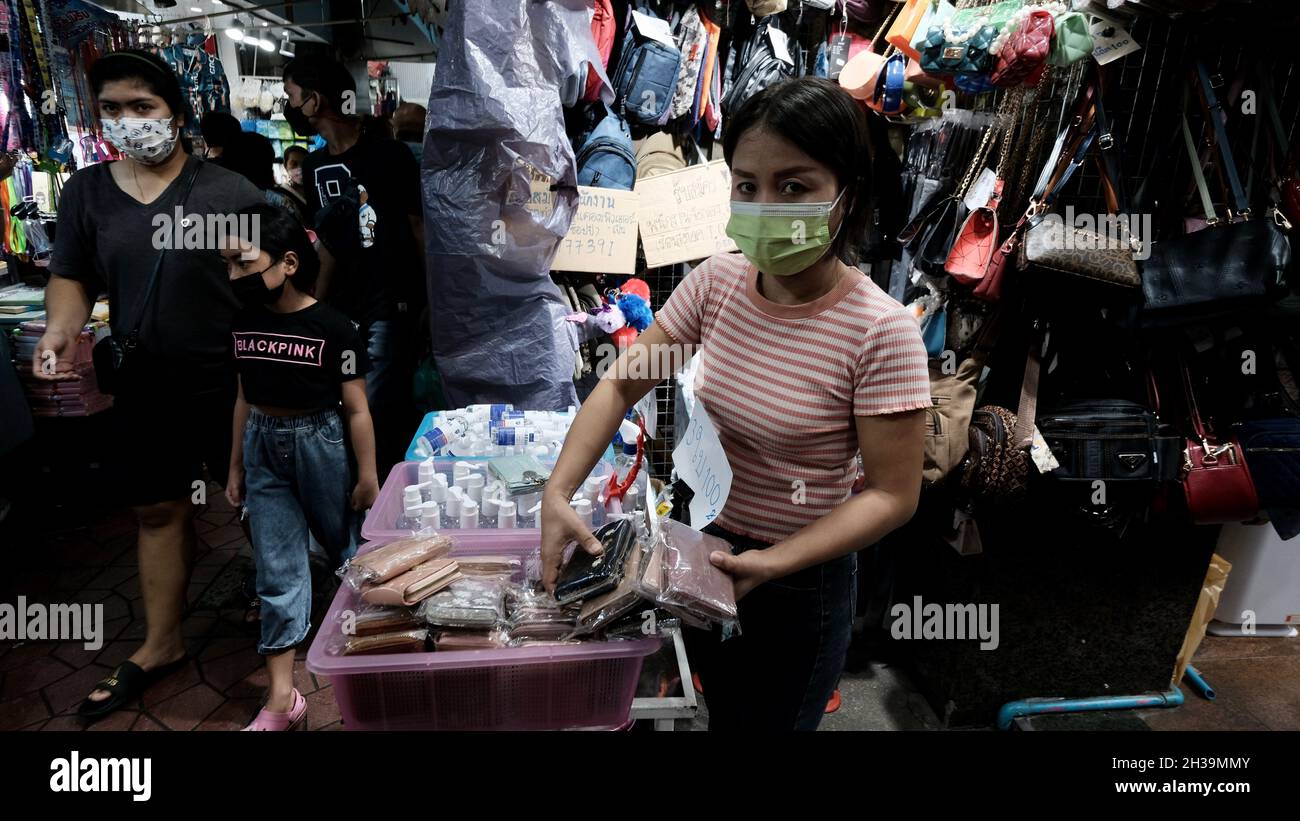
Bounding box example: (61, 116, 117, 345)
(722, 16, 802, 115)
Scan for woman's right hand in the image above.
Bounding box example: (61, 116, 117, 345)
(31, 330, 81, 382)
(539, 491, 603, 595)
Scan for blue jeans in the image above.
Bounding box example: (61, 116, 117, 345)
(685, 523, 857, 731)
(243, 408, 358, 654)
(364, 318, 420, 478)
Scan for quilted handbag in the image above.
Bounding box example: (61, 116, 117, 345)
(946, 179, 1002, 286)
(990, 9, 1054, 88)
(920, 22, 997, 75)
(1048, 11, 1094, 67)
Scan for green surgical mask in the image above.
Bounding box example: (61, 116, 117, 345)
(725, 190, 845, 276)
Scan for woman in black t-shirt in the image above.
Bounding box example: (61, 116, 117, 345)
(221, 204, 379, 730)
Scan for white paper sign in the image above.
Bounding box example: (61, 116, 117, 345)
(1091, 19, 1141, 65)
(671, 399, 732, 527)
(637, 160, 738, 267)
(552, 187, 640, 274)
(963, 167, 998, 212)
(631, 10, 676, 48)
(635, 391, 658, 440)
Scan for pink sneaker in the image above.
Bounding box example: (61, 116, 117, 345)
(242, 689, 307, 731)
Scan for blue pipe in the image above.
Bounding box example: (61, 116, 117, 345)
(1183, 666, 1216, 701)
(997, 687, 1185, 731)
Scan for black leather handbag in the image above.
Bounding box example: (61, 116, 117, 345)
(1141, 64, 1292, 325)
(1037, 399, 1185, 483)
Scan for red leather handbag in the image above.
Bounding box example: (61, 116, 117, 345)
(973, 230, 1018, 302)
(945, 179, 1003, 286)
(1180, 364, 1260, 525)
(991, 10, 1054, 88)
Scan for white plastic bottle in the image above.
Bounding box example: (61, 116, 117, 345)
(572, 498, 593, 530)
(430, 474, 448, 503)
(480, 496, 499, 528)
(460, 500, 479, 529)
(444, 487, 463, 529)
(466, 473, 485, 504)
(497, 501, 517, 529)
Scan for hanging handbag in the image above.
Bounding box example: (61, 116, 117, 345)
(1048, 9, 1094, 67)
(923, 312, 1003, 485)
(1140, 64, 1292, 324)
(1021, 76, 1143, 289)
(909, 110, 1000, 278)
(920, 21, 997, 76)
(886, 0, 932, 61)
(1179, 363, 1260, 525)
(839, 7, 897, 101)
(1236, 417, 1300, 530)
(91, 162, 204, 396)
(990, 8, 1053, 88)
(947, 179, 1001, 285)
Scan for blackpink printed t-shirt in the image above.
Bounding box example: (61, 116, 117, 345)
(655, 253, 932, 544)
(232, 302, 370, 409)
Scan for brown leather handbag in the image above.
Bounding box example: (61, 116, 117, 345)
(1179, 363, 1260, 524)
(923, 313, 1003, 485)
(959, 331, 1042, 505)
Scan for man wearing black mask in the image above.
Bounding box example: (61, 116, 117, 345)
(281, 56, 426, 477)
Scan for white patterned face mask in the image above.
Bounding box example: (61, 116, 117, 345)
(101, 117, 178, 165)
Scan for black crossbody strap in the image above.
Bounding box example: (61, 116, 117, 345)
(125, 160, 205, 339)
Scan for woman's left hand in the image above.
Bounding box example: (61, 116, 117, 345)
(351, 475, 381, 511)
(709, 548, 780, 601)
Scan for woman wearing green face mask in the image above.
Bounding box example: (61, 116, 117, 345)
(540, 77, 931, 731)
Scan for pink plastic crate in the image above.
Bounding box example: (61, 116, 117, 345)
(361, 458, 612, 543)
(306, 532, 659, 731)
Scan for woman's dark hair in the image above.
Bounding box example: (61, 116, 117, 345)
(89, 49, 190, 126)
(722, 77, 873, 264)
(283, 145, 309, 165)
(222, 132, 277, 190)
(282, 55, 356, 116)
(236, 203, 320, 294)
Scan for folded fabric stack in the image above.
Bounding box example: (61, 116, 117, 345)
(10, 321, 114, 417)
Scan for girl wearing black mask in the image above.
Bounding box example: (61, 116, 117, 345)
(222, 204, 379, 730)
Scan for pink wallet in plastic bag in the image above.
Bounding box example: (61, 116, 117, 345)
(659, 519, 738, 625)
(344, 534, 454, 589)
(361, 558, 462, 606)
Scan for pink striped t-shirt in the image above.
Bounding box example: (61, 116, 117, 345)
(656, 252, 931, 543)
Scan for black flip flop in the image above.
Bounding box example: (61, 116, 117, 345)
(77, 657, 188, 721)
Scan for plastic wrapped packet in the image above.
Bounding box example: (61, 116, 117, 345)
(554, 517, 637, 606)
(335, 628, 430, 656)
(416, 576, 508, 629)
(434, 627, 510, 651)
(345, 604, 422, 636)
(571, 540, 646, 637)
(505, 586, 578, 641)
(361, 558, 462, 607)
(657, 519, 739, 630)
(603, 608, 680, 641)
(339, 534, 454, 591)
(455, 555, 523, 578)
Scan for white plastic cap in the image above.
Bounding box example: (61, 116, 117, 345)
(497, 501, 517, 529)
(572, 498, 592, 516)
(459, 500, 479, 529)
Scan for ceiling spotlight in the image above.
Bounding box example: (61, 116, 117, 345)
(191, 6, 203, 12)
(225, 27, 243, 41)
(279, 34, 295, 57)
(257, 38, 275, 52)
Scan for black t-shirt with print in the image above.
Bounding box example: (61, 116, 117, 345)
(300, 132, 425, 326)
(232, 301, 371, 409)
(49, 156, 264, 387)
